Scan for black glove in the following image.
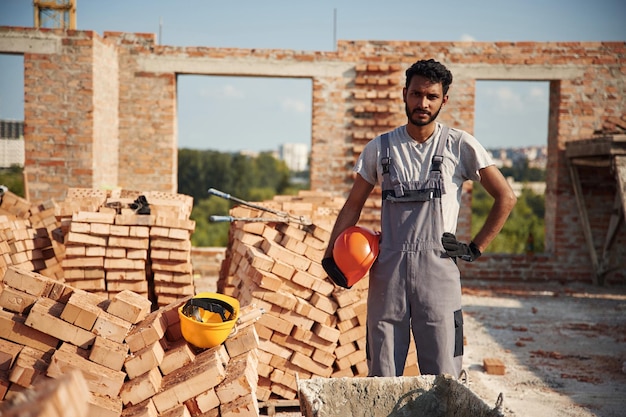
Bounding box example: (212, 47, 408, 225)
(441, 233, 482, 262)
(129, 195, 151, 215)
(322, 257, 351, 289)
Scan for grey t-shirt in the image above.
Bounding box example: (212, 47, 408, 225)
(353, 123, 495, 233)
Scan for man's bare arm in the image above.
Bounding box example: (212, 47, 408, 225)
(323, 174, 375, 258)
(472, 165, 518, 252)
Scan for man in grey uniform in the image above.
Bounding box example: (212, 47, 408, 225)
(322, 59, 517, 377)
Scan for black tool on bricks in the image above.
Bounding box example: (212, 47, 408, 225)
(207, 188, 312, 226)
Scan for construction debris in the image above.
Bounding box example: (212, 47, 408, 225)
(297, 374, 504, 417)
(482, 358, 506, 375)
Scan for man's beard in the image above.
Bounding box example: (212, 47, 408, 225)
(405, 103, 443, 127)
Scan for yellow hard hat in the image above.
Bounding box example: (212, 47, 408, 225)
(178, 292, 240, 348)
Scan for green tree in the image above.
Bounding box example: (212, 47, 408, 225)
(247, 187, 278, 202)
(228, 153, 257, 200)
(178, 149, 238, 202)
(0, 166, 25, 197)
(471, 184, 544, 254)
(190, 196, 231, 247)
(254, 152, 290, 193)
(178, 149, 299, 201)
(500, 158, 545, 182)
(523, 189, 545, 218)
(179, 149, 307, 246)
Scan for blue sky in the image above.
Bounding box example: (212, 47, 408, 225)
(1, 0, 624, 152)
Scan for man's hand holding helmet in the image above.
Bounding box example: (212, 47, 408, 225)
(323, 226, 380, 289)
(322, 257, 351, 289)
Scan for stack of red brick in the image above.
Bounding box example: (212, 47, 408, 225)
(0, 187, 424, 410)
(217, 191, 419, 402)
(0, 192, 63, 279)
(0, 266, 263, 417)
(0, 188, 196, 307)
(58, 188, 196, 306)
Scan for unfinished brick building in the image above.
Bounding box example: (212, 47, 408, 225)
(0, 26, 624, 283)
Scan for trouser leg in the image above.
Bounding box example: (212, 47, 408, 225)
(366, 319, 411, 376)
(409, 251, 463, 377)
(366, 250, 411, 377)
(411, 309, 463, 377)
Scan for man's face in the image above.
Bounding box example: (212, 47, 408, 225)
(403, 75, 448, 127)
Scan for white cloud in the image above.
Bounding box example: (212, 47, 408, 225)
(460, 34, 476, 42)
(529, 86, 545, 100)
(486, 86, 524, 111)
(221, 84, 244, 99)
(198, 84, 244, 99)
(280, 97, 307, 113)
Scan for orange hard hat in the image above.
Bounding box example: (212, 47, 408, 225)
(333, 226, 380, 287)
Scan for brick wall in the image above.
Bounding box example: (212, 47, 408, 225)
(1, 27, 624, 283)
(22, 29, 97, 199)
(112, 31, 179, 193)
(92, 35, 119, 190)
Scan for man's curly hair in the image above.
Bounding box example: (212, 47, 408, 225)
(405, 59, 453, 95)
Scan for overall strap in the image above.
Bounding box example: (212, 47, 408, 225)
(182, 297, 235, 322)
(430, 125, 449, 174)
(381, 125, 449, 203)
(380, 133, 405, 197)
(380, 133, 391, 176)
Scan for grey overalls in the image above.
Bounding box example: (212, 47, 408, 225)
(366, 126, 464, 377)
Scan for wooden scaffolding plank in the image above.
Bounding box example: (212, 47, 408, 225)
(566, 136, 626, 285)
(615, 156, 626, 223)
(567, 160, 600, 284)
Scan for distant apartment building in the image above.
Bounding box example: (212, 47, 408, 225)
(506, 176, 547, 197)
(0, 120, 25, 168)
(488, 145, 548, 170)
(279, 143, 309, 172)
(489, 148, 513, 168)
